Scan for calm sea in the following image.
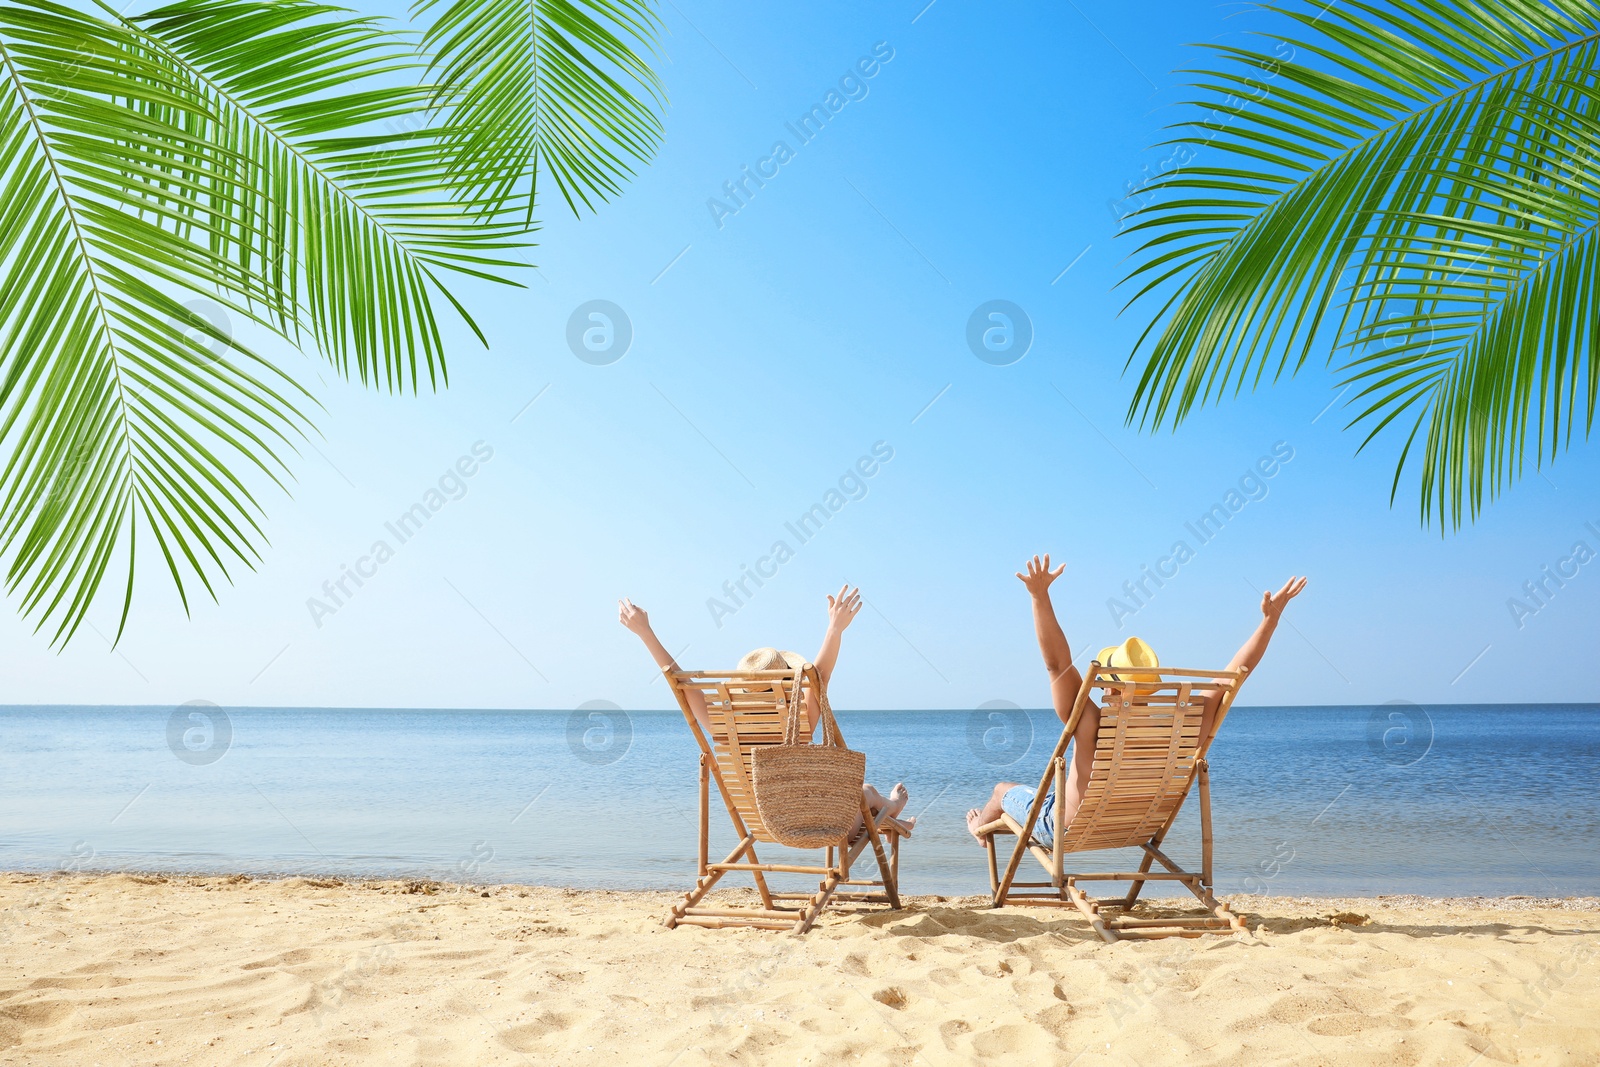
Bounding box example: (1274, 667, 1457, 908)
(1, 704, 1595, 898)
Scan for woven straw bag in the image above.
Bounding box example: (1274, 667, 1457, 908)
(751, 669, 865, 849)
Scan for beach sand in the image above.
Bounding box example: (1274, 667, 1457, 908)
(0, 873, 1595, 1065)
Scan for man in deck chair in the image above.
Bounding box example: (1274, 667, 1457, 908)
(620, 584, 915, 837)
(966, 555, 1306, 845)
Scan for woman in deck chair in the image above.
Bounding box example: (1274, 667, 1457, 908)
(966, 555, 1306, 845)
(620, 584, 915, 836)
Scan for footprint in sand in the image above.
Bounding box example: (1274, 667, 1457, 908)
(239, 948, 315, 971)
(871, 986, 907, 1010)
(497, 1011, 573, 1052)
(971, 1022, 1052, 1058)
(939, 1018, 973, 1049)
(0, 999, 73, 1048)
(839, 952, 872, 977)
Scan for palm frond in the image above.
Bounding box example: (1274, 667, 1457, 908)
(0, 0, 657, 645)
(130, 0, 531, 391)
(1119, 0, 1600, 527)
(414, 0, 664, 219)
(0, 0, 311, 644)
(1341, 42, 1600, 523)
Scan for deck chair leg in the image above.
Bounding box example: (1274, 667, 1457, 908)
(1065, 880, 1118, 943)
(993, 829, 1028, 907)
(1183, 878, 1249, 935)
(744, 842, 777, 910)
(1120, 852, 1155, 909)
(1179, 871, 1249, 935)
(793, 871, 841, 935)
(697, 754, 710, 876)
(1141, 842, 1250, 937)
(984, 834, 999, 896)
(667, 835, 755, 927)
(856, 799, 901, 910)
(841, 802, 903, 912)
(994, 756, 1058, 906)
(1052, 756, 1067, 893)
(1191, 759, 1246, 932)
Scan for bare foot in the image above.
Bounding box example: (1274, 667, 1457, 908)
(966, 808, 989, 845)
(882, 783, 909, 820)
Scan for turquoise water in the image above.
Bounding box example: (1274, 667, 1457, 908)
(0, 704, 1595, 897)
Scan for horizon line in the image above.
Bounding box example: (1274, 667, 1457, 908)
(1, 702, 1595, 713)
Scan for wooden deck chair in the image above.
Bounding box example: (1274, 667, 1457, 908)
(661, 664, 906, 934)
(977, 662, 1249, 942)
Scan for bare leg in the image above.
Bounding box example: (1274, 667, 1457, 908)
(966, 781, 1019, 845)
(881, 783, 908, 820)
(876, 783, 913, 835)
(857, 784, 915, 838)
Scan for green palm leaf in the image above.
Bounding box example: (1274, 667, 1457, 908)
(414, 0, 664, 219)
(0, 0, 659, 646)
(1119, 0, 1600, 527)
(0, 0, 311, 644)
(130, 0, 531, 390)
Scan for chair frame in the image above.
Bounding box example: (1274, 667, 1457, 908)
(979, 662, 1250, 942)
(661, 665, 905, 934)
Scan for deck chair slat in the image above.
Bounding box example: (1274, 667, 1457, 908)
(1091, 755, 1197, 767)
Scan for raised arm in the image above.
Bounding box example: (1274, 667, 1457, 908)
(1200, 576, 1308, 745)
(1224, 576, 1308, 678)
(795, 585, 861, 740)
(813, 584, 861, 689)
(1016, 555, 1083, 725)
(618, 599, 708, 730)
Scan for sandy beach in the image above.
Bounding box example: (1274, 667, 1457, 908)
(0, 874, 1595, 1065)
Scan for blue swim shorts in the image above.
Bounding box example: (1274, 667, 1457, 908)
(1001, 785, 1055, 844)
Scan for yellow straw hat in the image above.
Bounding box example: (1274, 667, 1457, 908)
(1097, 636, 1159, 679)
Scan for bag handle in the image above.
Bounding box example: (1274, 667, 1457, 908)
(780, 664, 844, 748)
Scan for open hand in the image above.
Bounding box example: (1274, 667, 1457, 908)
(826, 584, 862, 631)
(618, 598, 652, 635)
(1015, 554, 1065, 596)
(1261, 577, 1308, 618)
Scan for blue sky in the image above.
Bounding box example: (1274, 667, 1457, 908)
(4, 0, 1597, 709)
